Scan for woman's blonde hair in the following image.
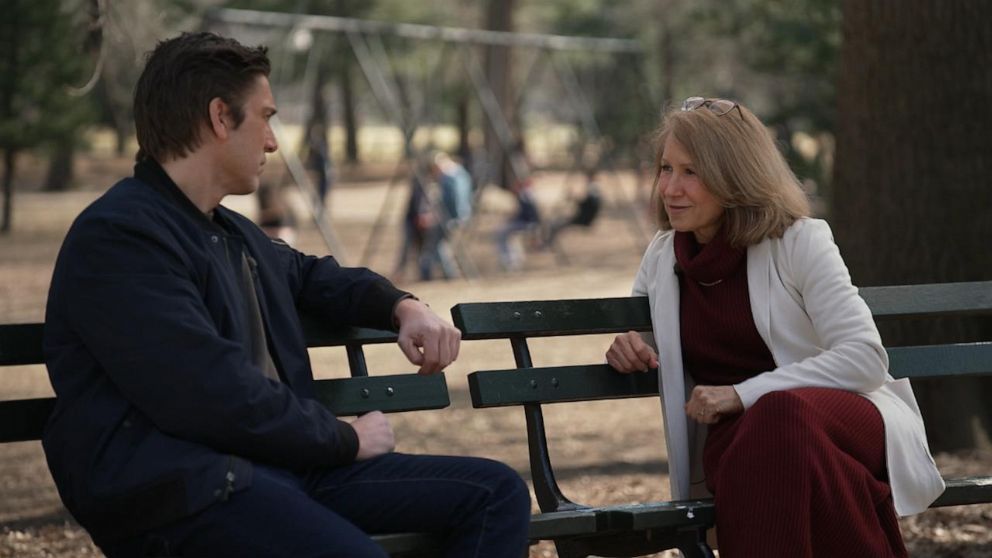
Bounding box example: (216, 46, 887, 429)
(653, 100, 810, 247)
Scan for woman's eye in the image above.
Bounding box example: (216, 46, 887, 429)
(659, 164, 672, 173)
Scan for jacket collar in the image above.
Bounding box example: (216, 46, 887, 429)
(133, 158, 226, 234)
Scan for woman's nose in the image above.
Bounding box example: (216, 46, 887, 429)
(662, 174, 682, 197)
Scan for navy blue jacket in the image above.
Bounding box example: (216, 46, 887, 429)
(43, 161, 408, 542)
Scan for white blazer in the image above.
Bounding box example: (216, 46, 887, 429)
(633, 218, 944, 516)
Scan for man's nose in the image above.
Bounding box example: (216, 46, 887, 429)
(265, 128, 278, 153)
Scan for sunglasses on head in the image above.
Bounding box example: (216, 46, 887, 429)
(681, 96, 744, 119)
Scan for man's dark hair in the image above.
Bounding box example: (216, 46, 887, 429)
(134, 32, 270, 162)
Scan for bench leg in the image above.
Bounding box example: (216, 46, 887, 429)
(676, 527, 716, 558)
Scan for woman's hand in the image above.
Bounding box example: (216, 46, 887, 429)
(685, 385, 744, 424)
(606, 331, 659, 373)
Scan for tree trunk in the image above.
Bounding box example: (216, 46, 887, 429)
(1, 149, 15, 233)
(115, 124, 128, 157)
(1, 3, 20, 233)
(332, 0, 361, 165)
(394, 73, 415, 158)
(658, 7, 674, 108)
(340, 58, 359, 164)
(305, 61, 329, 151)
(832, 0, 992, 452)
(95, 71, 129, 157)
(456, 94, 471, 164)
(483, 0, 516, 188)
(44, 138, 74, 192)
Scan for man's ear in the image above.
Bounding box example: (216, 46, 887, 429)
(208, 97, 230, 140)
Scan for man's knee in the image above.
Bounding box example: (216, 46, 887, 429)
(492, 460, 531, 511)
(459, 457, 530, 517)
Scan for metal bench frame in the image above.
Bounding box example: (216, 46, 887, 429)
(453, 280, 992, 558)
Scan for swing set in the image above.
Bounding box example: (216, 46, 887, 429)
(208, 8, 659, 276)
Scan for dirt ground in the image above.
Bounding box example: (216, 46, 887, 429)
(1, 155, 989, 557)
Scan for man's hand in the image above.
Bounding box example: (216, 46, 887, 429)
(394, 298, 461, 375)
(351, 411, 395, 460)
(685, 385, 744, 425)
(606, 331, 659, 373)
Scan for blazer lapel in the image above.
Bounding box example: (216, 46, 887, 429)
(652, 240, 693, 499)
(747, 239, 773, 352)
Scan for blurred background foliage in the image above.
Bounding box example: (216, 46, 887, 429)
(0, 0, 841, 202)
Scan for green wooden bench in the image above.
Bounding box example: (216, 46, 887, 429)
(0, 318, 448, 557)
(452, 280, 992, 558)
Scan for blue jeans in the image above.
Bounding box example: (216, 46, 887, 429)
(101, 453, 530, 558)
(419, 224, 458, 280)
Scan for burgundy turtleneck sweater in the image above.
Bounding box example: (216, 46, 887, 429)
(673, 230, 776, 386)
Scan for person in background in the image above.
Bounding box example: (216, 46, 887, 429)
(43, 32, 530, 558)
(393, 163, 433, 281)
(544, 167, 602, 247)
(256, 182, 297, 245)
(606, 97, 943, 556)
(306, 123, 333, 211)
(419, 151, 472, 280)
(494, 177, 541, 271)
(432, 151, 473, 226)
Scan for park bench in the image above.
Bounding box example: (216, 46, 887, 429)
(453, 280, 992, 558)
(0, 317, 448, 557)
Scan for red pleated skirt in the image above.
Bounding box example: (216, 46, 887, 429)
(703, 387, 907, 557)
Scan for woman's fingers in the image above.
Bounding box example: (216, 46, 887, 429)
(607, 331, 658, 373)
(686, 385, 744, 423)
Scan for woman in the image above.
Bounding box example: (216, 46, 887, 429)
(606, 97, 944, 556)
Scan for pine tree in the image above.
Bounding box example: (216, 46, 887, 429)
(0, 0, 92, 232)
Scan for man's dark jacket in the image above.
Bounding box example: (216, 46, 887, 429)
(43, 160, 408, 543)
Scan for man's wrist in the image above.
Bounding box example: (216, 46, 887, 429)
(391, 295, 420, 330)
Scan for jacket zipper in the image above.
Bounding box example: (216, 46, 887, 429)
(221, 456, 236, 501)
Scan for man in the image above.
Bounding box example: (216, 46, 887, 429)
(43, 32, 529, 558)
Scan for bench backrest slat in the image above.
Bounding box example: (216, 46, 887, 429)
(469, 365, 658, 408)
(889, 343, 992, 380)
(0, 322, 446, 444)
(859, 281, 992, 320)
(298, 314, 400, 347)
(452, 297, 652, 340)
(313, 373, 449, 415)
(467, 342, 992, 409)
(0, 322, 399, 367)
(453, 282, 992, 341)
(0, 324, 45, 366)
(0, 374, 449, 444)
(0, 398, 56, 442)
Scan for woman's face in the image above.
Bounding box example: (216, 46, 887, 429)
(658, 136, 725, 244)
